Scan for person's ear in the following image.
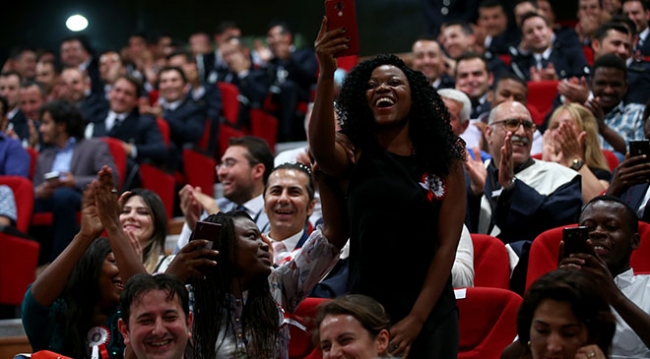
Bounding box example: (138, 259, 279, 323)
(592, 39, 601, 55)
(485, 123, 493, 143)
(461, 119, 470, 134)
(487, 89, 494, 104)
(376, 329, 390, 355)
(631, 232, 640, 250)
(252, 163, 265, 181)
(186, 312, 194, 338)
(118, 318, 131, 345)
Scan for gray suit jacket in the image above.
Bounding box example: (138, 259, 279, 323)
(34, 137, 118, 190)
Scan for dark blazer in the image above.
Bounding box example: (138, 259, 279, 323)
(554, 27, 583, 51)
(33, 137, 117, 189)
(486, 28, 521, 56)
(422, 0, 479, 36)
(188, 84, 223, 122)
(485, 52, 511, 81)
(8, 110, 29, 142)
(162, 99, 207, 148)
(79, 93, 109, 123)
(619, 183, 649, 219)
(434, 73, 456, 90)
(267, 48, 318, 100)
(224, 68, 273, 106)
(637, 33, 650, 57)
(89, 111, 167, 164)
(626, 59, 650, 105)
(86, 57, 104, 96)
(197, 51, 229, 84)
(510, 44, 589, 81)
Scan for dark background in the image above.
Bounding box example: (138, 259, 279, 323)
(0, 0, 578, 64)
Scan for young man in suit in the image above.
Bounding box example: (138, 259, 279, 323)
(623, 0, 650, 56)
(34, 100, 117, 261)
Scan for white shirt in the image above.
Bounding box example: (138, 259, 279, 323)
(611, 269, 650, 359)
(267, 229, 304, 265)
(639, 27, 650, 48)
(159, 98, 183, 111)
(533, 47, 553, 69)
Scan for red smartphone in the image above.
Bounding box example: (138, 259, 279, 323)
(562, 226, 590, 259)
(190, 221, 222, 250)
(325, 0, 360, 57)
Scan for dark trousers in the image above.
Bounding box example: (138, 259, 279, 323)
(34, 187, 82, 261)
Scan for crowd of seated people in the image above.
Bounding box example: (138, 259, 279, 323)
(3, 1, 650, 358)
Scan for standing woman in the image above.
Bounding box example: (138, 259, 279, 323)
(310, 18, 466, 358)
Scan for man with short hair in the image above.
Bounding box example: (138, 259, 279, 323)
(265, 20, 318, 141)
(36, 60, 60, 100)
(623, 0, 650, 55)
(34, 100, 117, 261)
(466, 101, 582, 249)
(577, 0, 608, 45)
(197, 21, 242, 83)
(118, 273, 192, 359)
(60, 35, 102, 94)
(189, 32, 212, 57)
(9, 47, 37, 81)
(0, 71, 29, 143)
(511, 12, 589, 81)
(60, 67, 109, 122)
(477, 0, 520, 55)
(175, 136, 274, 251)
(19, 81, 45, 123)
(411, 36, 454, 89)
(591, 54, 645, 154)
(454, 53, 493, 118)
(99, 51, 126, 97)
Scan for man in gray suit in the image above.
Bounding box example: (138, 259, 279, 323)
(34, 100, 117, 261)
(174, 136, 274, 252)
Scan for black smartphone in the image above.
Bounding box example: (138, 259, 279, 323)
(562, 226, 590, 258)
(629, 140, 650, 160)
(325, 0, 360, 57)
(190, 221, 222, 250)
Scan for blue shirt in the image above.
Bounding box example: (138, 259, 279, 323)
(50, 137, 77, 174)
(600, 102, 645, 152)
(0, 132, 30, 177)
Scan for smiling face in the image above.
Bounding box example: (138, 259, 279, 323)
(120, 196, 155, 245)
(119, 289, 193, 359)
(110, 78, 139, 114)
(492, 78, 528, 106)
(455, 58, 493, 101)
(522, 16, 552, 53)
(478, 5, 508, 37)
(529, 299, 589, 359)
(365, 65, 412, 128)
(623, 0, 650, 33)
(233, 216, 272, 283)
(217, 145, 262, 205)
(158, 69, 186, 103)
(486, 101, 534, 167)
(98, 252, 123, 310)
(36, 62, 57, 92)
(264, 169, 315, 241)
(579, 200, 639, 276)
(412, 40, 443, 84)
(0, 74, 21, 109)
(592, 29, 632, 60)
(590, 67, 627, 112)
(442, 25, 475, 60)
(19, 85, 44, 121)
(319, 314, 389, 359)
(61, 68, 89, 103)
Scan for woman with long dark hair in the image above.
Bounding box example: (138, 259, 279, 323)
(310, 18, 466, 358)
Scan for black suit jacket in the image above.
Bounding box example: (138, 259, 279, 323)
(197, 51, 230, 84)
(434, 73, 456, 90)
(162, 99, 206, 148)
(626, 59, 650, 105)
(486, 28, 521, 56)
(422, 0, 479, 36)
(267, 48, 318, 101)
(225, 68, 273, 106)
(188, 84, 223, 122)
(86, 57, 103, 96)
(89, 111, 167, 164)
(8, 110, 29, 142)
(79, 93, 109, 123)
(510, 45, 589, 81)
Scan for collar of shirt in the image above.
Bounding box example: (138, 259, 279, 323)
(606, 101, 626, 117)
(79, 57, 92, 71)
(267, 229, 304, 253)
(7, 107, 19, 120)
(484, 35, 493, 49)
(191, 86, 206, 101)
(432, 77, 441, 89)
(626, 57, 634, 67)
(237, 194, 265, 219)
(57, 136, 77, 152)
(640, 27, 649, 43)
(159, 98, 183, 111)
(614, 267, 635, 289)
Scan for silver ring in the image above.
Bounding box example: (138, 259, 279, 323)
(111, 189, 118, 194)
(587, 352, 596, 358)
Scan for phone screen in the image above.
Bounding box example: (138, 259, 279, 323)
(562, 226, 590, 258)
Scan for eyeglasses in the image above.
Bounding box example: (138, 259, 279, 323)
(490, 118, 537, 132)
(216, 158, 259, 173)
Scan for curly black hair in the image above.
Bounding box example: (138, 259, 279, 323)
(337, 53, 464, 177)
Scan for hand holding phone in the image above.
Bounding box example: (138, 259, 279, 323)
(562, 226, 591, 259)
(629, 140, 650, 161)
(190, 221, 222, 250)
(324, 0, 359, 57)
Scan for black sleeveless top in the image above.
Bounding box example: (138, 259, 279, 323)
(347, 147, 456, 328)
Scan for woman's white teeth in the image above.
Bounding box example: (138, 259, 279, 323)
(375, 97, 395, 107)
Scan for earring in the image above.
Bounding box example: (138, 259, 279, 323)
(528, 340, 531, 348)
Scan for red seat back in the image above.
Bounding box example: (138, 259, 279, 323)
(337, 55, 359, 72)
(0, 232, 39, 305)
(250, 109, 278, 155)
(101, 137, 127, 190)
(183, 149, 216, 198)
(527, 80, 559, 121)
(602, 149, 619, 172)
(140, 164, 175, 219)
(217, 123, 247, 159)
(27, 147, 38, 180)
(288, 298, 328, 358)
(217, 82, 241, 126)
(583, 46, 595, 66)
(499, 54, 511, 67)
(457, 287, 522, 359)
(527, 105, 545, 127)
(148, 90, 160, 106)
(0, 176, 34, 232)
(472, 234, 511, 289)
(156, 118, 171, 146)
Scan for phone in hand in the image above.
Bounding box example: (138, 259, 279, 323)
(44, 171, 61, 182)
(325, 0, 359, 57)
(562, 226, 590, 258)
(190, 221, 222, 250)
(629, 140, 650, 160)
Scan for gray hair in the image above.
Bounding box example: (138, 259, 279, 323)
(437, 89, 471, 123)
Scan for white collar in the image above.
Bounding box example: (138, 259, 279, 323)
(640, 27, 650, 42)
(238, 194, 265, 218)
(108, 111, 128, 121)
(159, 98, 183, 111)
(7, 107, 19, 120)
(533, 47, 553, 61)
(266, 229, 304, 252)
(432, 77, 441, 89)
(614, 267, 635, 289)
(79, 57, 92, 71)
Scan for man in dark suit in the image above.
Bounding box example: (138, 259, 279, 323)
(0, 71, 29, 144)
(145, 66, 205, 172)
(265, 20, 318, 141)
(86, 75, 167, 187)
(478, 0, 521, 55)
(60, 35, 102, 95)
(411, 35, 455, 90)
(623, 0, 650, 56)
(197, 21, 242, 84)
(34, 100, 117, 261)
(510, 12, 590, 81)
(60, 67, 109, 123)
(455, 53, 494, 119)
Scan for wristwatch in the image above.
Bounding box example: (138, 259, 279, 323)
(570, 158, 585, 171)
